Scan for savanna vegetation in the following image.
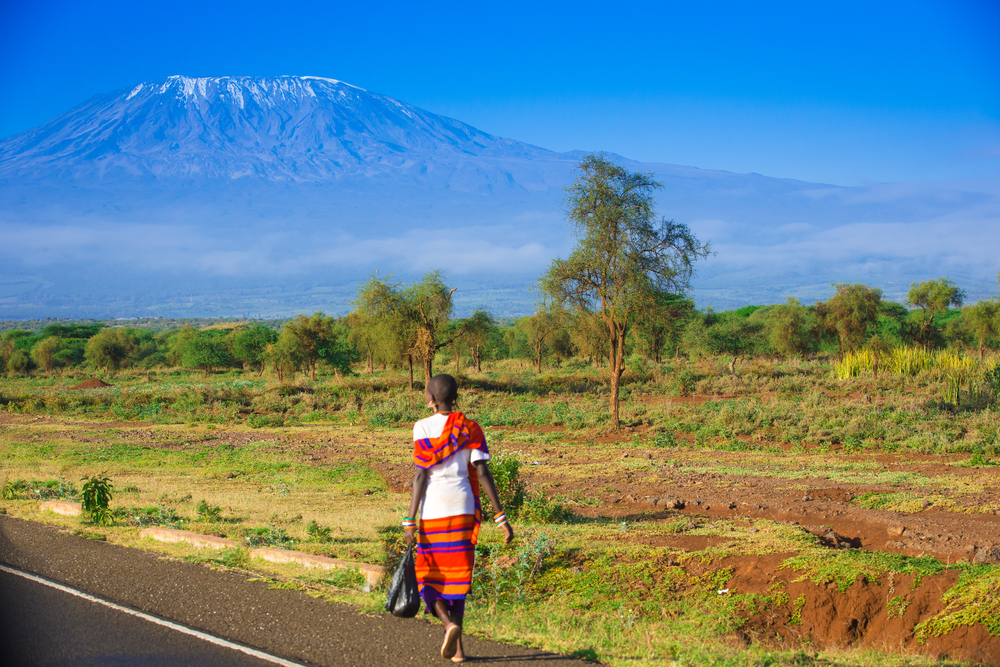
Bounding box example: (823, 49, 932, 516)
(2, 157, 1000, 666)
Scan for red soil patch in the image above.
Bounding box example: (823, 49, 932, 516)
(715, 555, 1000, 663)
(69, 379, 113, 390)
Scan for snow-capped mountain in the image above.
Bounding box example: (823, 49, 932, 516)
(0, 75, 558, 184)
(0, 76, 996, 319)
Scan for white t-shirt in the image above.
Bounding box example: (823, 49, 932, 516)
(414, 413, 490, 520)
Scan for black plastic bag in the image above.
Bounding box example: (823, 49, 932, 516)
(384, 544, 421, 618)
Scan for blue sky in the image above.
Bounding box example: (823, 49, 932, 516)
(1, 0, 997, 185)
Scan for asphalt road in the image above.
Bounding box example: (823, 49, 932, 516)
(0, 516, 584, 666)
(0, 568, 280, 666)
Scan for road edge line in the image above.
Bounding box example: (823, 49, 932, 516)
(0, 563, 305, 667)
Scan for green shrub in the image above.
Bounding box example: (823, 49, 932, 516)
(243, 526, 297, 549)
(120, 505, 187, 528)
(307, 519, 332, 541)
(673, 369, 699, 396)
(520, 494, 573, 524)
(2, 478, 77, 501)
(248, 414, 284, 428)
(196, 499, 222, 521)
(482, 448, 526, 518)
(654, 430, 679, 448)
(80, 474, 114, 525)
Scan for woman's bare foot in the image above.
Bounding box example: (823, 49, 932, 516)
(441, 623, 461, 659)
(451, 636, 465, 662)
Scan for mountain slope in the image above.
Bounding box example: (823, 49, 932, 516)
(0, 75, 996, 318)
(0, 75, 558, 184)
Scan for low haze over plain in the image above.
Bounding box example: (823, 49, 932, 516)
(1, 0, 997, 186)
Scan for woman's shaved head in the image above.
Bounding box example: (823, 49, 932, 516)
(426, 374, 458, 406)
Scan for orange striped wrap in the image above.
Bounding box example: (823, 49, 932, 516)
(413, 412, 488, 600)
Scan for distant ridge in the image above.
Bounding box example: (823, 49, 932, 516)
(0, 75, 996, 319)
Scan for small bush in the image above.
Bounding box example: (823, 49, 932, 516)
(119, 505, 187, 528)
(3, 478, 77, 501)
(482, 448, 527, 518)
(307, 519, 332, 541)
(673, 369, 699, 396)
(81, 474, 114, 525)
(248, 414, 284, 428)
(243, 526, 297, 549)
(196, 499, 222, 521)
(654, 430, 679, 448)
(520, 494, 573, 524)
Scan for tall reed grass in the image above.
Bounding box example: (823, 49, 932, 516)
(835, 347, 1000, 406)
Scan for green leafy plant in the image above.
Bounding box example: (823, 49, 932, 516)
(519, 493, 573, 524)
(243, 526, 297, 549)
(482, 448, 527, 518)
(122, 505, 186, 528)
(80, 473, 114, 525)
(196, 499, 222, 521)
(887, 594, 909, 618)
(307, 519, 332, 541)
(654, 430, 679, 448)
(248, 414, 285, 428)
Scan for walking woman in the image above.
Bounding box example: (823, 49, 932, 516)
(404, 374, 515, 662)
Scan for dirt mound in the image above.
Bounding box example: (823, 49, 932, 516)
(69, 379, 113, 390)
(705, 555, 1000, 663)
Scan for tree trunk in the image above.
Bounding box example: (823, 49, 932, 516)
(474, 350, 482, 372)
(367, 352, 374, 374)
(454, 348, 460, 372)
(873, 355, 879, 381)
(423, 355, 433, 385)
(407, 354, 414, 390)
(535, 346, 542, 373)
(728, 356, 738, 374)
(310, 361, 316, 382)
(608, 322, 626, 429)
(980, 338, 985, 363)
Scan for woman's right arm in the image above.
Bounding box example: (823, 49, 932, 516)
(404, 467, 428, 546)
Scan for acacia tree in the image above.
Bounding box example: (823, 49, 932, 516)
(230, 325, 278, 375)
(965, 299, 1000, 361)
(266, 330, 306, 381)
(354, 271, 468, 386)
(570, 310, 607, 368)
(283, 312, 340, 381)
(30, 337, 62, 373)
(405, 271, 472, 384)
(519, 305, 566, 373)
(354, 274, 421, 387)
(633, 292, 694, 363)
(464, 309, 497, 372)
(817, 283, 883, 355)
(85, 329, 138, 372)
(683, 312, 765, 374)
(344, 311, 382, 374)
(764, 298, 818, 358)
(541, 153, 710, 427)
(907, 278, 966, 349)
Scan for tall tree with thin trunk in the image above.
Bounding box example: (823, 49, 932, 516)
(965, 299, 1000, 362)
(354, 271, 467, 387)
(541, 153, 711, 427)
(407, 271, 469, 384)
(464, 309, 497, 372)
(907, 277, 966, 349)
